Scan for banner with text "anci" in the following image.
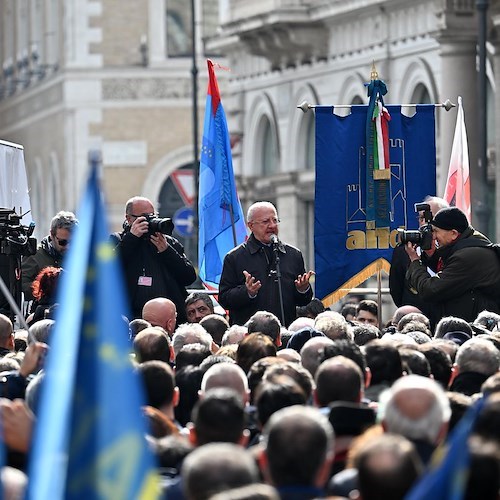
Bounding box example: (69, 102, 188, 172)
(315, 105, 436, 306)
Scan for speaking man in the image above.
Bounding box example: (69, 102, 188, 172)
(219, 201, 313, 327)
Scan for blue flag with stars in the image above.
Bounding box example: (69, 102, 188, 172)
(27, 156, 159, 499)
(198, 60, 247, 288)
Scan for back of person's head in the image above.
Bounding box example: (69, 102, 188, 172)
(315, 356, 363, 406)
(172, 323, 213, 357)
(261, 405, 334, 488)
(432, 338, 459, 363)
(201, 363, 249, 404)
(363, 340, 403, 385)
(246, 311, 281, 345)
(354, 433, 423, 500)
(400, 321, 432, 340)
(391, 305, 423, 326)
(314, 311, 352, 341)
(481, 372, 500, 396)
(28, 319, 55, 345)
(435, 316, 473, 339)
(174, 365, 205, 427)
(137, 360, 176, 409)
(262, 361, 314, 401)
(473, 392, 500, 442)
(446, 391, 472, 433)
(340, 302, 358, 321)
(190, 388, 247, 446)
(255, 378, 307, 427)
(175, 343, 211, 371)
(352, 324, 380, 346)
(236, 333, 276, 374)
(464, 436, 500, 500)
(247, 356, 287, 404)
(299, 336, 334, 378)
(129, 318, 151, 341)
(321, 339, 368, 384)
(133, 327, 171, 364)
(0, 313, 13, 348)
(397, 312, 431, 332)
(296, 298, 326, 319)
(221, 325, 247, 346)
(182, 442, 258, 500)
(455, 338, 500, 376)
(398, 347, 431, 377)
(200, 353, 236, 370)
(209, 483, 279, 500)
(31, 266, 62, 301)
(418, 344, 452, 388)
(286, 326, 325, 352)
(288, 316, 315, 332)
(199, 314, 229, 346)
(378, 375, 451, 444)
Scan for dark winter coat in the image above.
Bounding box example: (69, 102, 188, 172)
(406, 227, 500, 323)
(111, 230, 196, 322)
(219, 233, 312, 327)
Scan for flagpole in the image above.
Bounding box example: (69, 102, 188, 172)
(297, 100, 456, 113)
(229, 204, 238, 247)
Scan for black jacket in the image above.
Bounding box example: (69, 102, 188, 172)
(111, 230, 196, 322)
(407, 227, 500, 323)
(218, 233, 312, 327)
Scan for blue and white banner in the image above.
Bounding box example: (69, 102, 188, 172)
(315, 105, 436, 305)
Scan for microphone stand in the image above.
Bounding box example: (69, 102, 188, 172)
(272, 242, 286, 326)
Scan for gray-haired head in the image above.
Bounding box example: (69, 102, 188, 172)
(50, 211, 77, 236)
(246, 201, 277, 223)
(172, 323, 213, 356)
(455, 338, 500, 377)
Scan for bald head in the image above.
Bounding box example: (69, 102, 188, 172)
(201, 363, 249, 404)
(0, 314, 13, 350)
(142, 298, 177, 335)
(300, 337, 334, 377)
(379, 375, 451, 444)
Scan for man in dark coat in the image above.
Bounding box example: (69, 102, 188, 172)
(111, 196, 196, 323)
(389, 196, 448, 312)
(405, 206, 500, 325)
(219, 201, 313, 327)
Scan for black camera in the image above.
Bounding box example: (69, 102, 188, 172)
(397, 202, 433, 251)
(0, 208, 37, 256)
(144, 214, 174, 236)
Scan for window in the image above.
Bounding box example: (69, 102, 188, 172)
(261, 117, 279, 175)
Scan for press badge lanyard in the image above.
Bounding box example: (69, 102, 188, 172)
(138, 268, 152, 287)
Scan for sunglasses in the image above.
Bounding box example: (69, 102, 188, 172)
(55, 236, 69, 246)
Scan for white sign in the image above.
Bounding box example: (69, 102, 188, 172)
(102, 141, 147, 166)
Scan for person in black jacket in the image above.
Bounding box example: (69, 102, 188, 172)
(111, 196, 196, 323)
(219, 201, 313, 327)
(389, 196, 448, 313)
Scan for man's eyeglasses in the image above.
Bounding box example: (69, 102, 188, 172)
(252, 217, 281, 226)
(55, 236, 69, 246)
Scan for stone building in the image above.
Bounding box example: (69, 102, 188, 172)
(1, 0, 499, 281)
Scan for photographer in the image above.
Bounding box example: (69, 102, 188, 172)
(389, 196, 448, 314)
(111, 196, 196, 323)
(405, 206, 500, 324)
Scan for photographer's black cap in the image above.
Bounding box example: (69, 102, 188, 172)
(431, 207, 469, 233)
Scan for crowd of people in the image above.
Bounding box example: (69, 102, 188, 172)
(0, 197, 498, 499)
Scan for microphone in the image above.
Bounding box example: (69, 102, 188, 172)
(270, 234, 280, 246)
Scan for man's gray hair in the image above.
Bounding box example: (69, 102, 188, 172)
(28, 319, 55, 345)
(172, 323, 213, 356)
(50, 211, 77, 235)
(378, 375, 451, 444)
(246, 201, 277, 223)
(423, 195, 449, 213)
(314, 311, 353, 341)
(455, 338, 500, 376)
(125, 196, 152, 215)
(222, 325, 247, 346)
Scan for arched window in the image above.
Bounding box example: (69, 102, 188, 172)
(305, 113, 315, 170)
(261, 117, 279, 175)
(410, 83, 431, 104)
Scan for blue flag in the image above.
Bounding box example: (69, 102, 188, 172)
(27, 156, 159, 499)
(315, 105, 436, 305)
(198, 60, 247, 288)
(405, 397, 486, 500)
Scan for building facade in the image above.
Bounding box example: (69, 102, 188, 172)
(0, 0, 499, 285)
